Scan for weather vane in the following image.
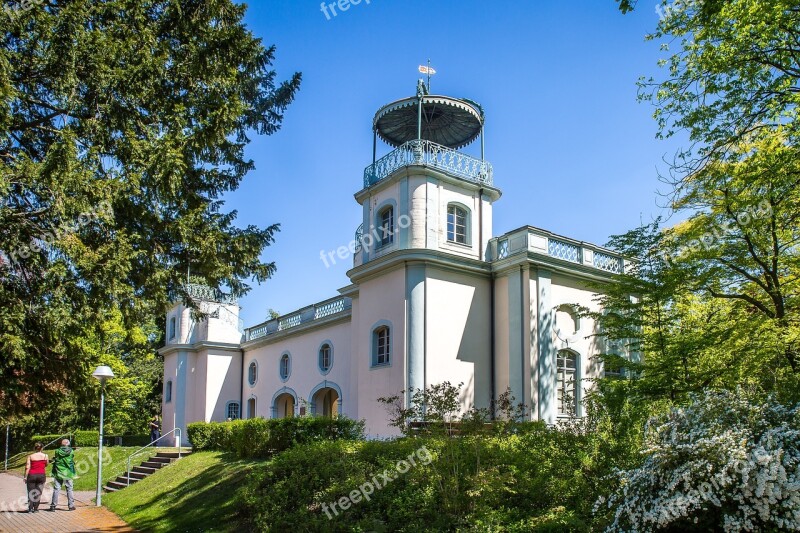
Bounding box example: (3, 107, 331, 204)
(418, 59, 436, 93)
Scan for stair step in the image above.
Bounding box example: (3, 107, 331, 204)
(114, 475, 140, 484)
(103, 450, 190, 492)
(154, 451, 190, 459)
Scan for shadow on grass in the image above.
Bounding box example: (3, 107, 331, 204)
(111, 453, 252, 533)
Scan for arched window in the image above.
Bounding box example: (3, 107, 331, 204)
(319, 343, 332, 374)
(165, 381, 172, 403)
(279, 353, 291, 381)
(557, 350, 578, 417)
(447, 204, 469, 244)
(379, 206, 394, 246)
(247, 397, 256, 419)
(248, 361, 258, 387)
(373, 326, 391, 366)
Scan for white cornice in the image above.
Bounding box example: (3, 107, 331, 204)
(347, 248, 492, 284)
(158, 341, 243, 356)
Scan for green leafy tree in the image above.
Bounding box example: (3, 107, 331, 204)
(580, 220, 740, 402)
(608, 0, 800, 390)
(0, 0, 300, 420)
(665, 132, 800, 378)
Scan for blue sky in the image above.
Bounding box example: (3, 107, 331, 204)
(227, 0, 683, 326)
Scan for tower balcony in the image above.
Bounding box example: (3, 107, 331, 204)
(364, 139, 493, 189)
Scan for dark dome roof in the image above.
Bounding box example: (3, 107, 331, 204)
(373, 95, 484, 149)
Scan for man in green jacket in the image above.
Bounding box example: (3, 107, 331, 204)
(48, 439, 76, 511)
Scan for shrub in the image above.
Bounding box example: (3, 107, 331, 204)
(30, 430, 99, 448)
(187, 417, 365, 459)
(187, 421, 233, 451)
(238, 426, 599, 531)
(599, 390, 800, 532)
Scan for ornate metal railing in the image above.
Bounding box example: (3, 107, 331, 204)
(244, 297, 352, 342)
(364, 139, 493, 188)
(548, 238, 581, 264)
(210, 305, 244, 332)
(354, 223, 364, 252)
(186, 283, 237, 305)
(593, 251, 624, 274)
(497, 238, 509, 260)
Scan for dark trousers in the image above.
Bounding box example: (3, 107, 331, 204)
(150, 430, 160, 444)
(26, 474, 46, 511)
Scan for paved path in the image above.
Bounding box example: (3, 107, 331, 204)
(0, 472, 134, 532)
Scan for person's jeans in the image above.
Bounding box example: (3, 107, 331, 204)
(26, 474, 46, 511)
(51, 477, 74, 509)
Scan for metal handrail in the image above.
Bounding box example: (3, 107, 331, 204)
(124, 427, 182, 486)
(4, 432, 73, 471)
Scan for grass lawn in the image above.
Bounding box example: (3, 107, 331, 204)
(7, 446, 163, 491)
(104, 451, 256, 533)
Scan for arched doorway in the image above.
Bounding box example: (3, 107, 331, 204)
(312, 387, 339, 418)
(274, 393, 295, 418)
(247, 397, 257, 419)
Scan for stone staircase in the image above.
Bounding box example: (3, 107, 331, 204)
(104, 451, 191, 492)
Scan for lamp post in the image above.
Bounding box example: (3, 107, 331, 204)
(92, 365, 114, 506)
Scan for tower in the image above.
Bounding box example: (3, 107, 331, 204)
(347, 83, 502, 425)
(161, 284, 244, 444)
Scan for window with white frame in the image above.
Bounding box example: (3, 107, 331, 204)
(373, 326, 390, 366)
(557, 350, 578, 417)
(447, 204, 468, 244)
(279, 353, 291, 381)
(226, 402, 240, 420)
(379, 206, 394, 246)
(319, 343, 332, 373)
(165, 380, 172, 403)
(248, 361, 258, 386)
(169, 316, 176, 339)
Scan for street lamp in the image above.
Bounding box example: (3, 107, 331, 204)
(92, 365, 114, 506)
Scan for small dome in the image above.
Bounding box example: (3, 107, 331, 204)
(373, 95, 484, 149)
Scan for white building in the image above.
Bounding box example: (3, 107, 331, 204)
(160, 87, 627, 439)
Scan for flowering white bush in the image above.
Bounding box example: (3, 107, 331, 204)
(598, 390, 800, 532)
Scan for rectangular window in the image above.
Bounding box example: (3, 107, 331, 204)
(447, 206, 467, 244)
(169, 316, 176, 339)
(320, 345, 331, 371)
(557, 352, 577, 416)
(374, 328, 390, 366)
(165, 381, 172, 403)
(380, 208, 394, 246)
(227, 402, 240, 420)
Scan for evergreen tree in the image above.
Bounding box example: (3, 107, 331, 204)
(0, 0, 301, 420)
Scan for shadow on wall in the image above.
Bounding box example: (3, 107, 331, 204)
(452, 279, 492, 411)
(538, 283, 554, 421)
(210, 354, 237, 420)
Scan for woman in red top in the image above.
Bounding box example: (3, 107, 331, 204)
(23, 442, 48, 513)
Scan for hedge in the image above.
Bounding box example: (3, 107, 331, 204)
(187, 417, 365, 459)
(30, 430, 99, 448)
(29, 432, 150, 449)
